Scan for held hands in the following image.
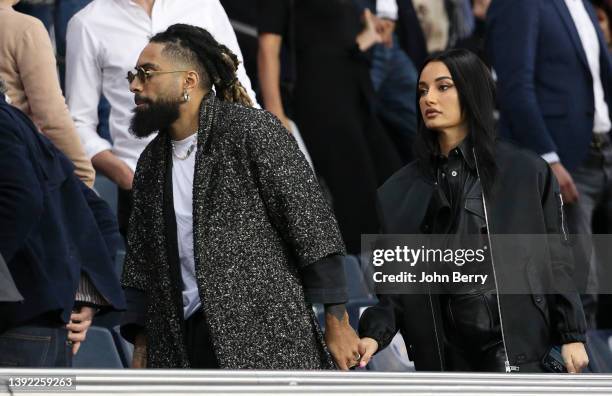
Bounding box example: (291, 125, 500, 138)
(357, 337, 379, 368)
(66, 306, 96, 356)
(324, 307, 361, 370)
(561, 342, 589, 373)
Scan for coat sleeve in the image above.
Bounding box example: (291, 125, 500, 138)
(540, 163, 587, 344)
(358, 194, 400, 352)
(358, 294, 400, 353)
(245, 110, 346, 268)
(486, 0, 558, 156)
(120, 156, 151, 341)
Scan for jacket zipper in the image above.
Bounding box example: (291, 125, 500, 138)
(473, 149, 519, 373)
(558, 193, 569, 243)
(426, 245, 444, 369)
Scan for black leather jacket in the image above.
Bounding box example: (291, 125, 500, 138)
(360, 140, 587, 371)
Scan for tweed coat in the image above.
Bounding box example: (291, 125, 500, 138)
(122, 93, 345, 369)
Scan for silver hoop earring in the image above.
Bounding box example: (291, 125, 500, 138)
(183, 90, 190, 102)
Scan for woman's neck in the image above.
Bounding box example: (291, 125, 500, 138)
(437, 126, 469, 156)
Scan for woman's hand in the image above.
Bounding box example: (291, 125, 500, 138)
(561, 342, 589, 373)
(357, 337, 379, 368)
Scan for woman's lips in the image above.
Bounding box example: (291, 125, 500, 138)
(425, 109, 441, 118)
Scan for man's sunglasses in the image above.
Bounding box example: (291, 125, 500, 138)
(126, 67, 190, 84)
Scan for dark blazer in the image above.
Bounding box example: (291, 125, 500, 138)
(487, 0, 612, 170)
(0, 94, 125, 331)
(359, 141, 586, 371)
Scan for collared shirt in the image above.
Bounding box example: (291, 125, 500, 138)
(433, 139, 477, 234)
(564, 0, 611, 134)
(65, 0, 258, 172)
(542, 0, 611, 164)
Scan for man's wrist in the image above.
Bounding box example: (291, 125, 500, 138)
(324, 303, 347, 322)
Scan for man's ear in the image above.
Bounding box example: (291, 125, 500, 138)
(184, 70, 199, 91)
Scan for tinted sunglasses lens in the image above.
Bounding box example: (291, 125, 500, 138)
(137, 68, 147, 82)
(127, 69, 147, 83)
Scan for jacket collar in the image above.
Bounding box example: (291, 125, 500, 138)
(433, 138, 476, 171)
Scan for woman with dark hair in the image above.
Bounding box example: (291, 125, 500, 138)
(356, 49, 589, 373)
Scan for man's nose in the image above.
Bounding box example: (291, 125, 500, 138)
(129, 78, 142, 93)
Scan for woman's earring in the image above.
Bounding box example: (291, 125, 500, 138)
(183, 90, 190, 102)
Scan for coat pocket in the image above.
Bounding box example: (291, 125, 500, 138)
(525, 262, 550, 327)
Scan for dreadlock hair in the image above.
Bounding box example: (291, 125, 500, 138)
(150, 24, 253, 107)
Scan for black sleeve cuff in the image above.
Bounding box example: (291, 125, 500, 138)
(301, 255, 348, 304)
(119, 287, 147, 344)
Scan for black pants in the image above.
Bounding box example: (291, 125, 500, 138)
(442, 291, 506, 372)
(184, 308, 219, 369)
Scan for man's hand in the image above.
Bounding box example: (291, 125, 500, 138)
(92, 150, 134, 190)
(561, 342, 589, 373)
(66, 306, 96, 355)
(324, 305, 361, 370)
(376, 18, 396, 48)
(132, 332, 147, 368)
(356, 9, 383, 52)
(357, 337, 379, 368)
(550, 162, 579, 203)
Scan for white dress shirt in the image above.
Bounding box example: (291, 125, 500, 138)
(170, 133, 200, 319)
(544, 0, 611, 163)
(65, 0, 258, 172)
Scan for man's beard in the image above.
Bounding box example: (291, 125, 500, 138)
(129, 96, 181, 138)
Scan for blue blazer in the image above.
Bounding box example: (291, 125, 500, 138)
(487, 0, 612, 170)
(0, 95, 125, 330)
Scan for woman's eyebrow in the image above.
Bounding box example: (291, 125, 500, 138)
(435, 76, 453, 82)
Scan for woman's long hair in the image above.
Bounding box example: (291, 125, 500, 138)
(413, 48, 497, 196)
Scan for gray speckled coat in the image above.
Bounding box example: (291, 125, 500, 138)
(122, 94, 345, 369)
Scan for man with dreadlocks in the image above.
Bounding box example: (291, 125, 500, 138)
(120, 24, 360, 370)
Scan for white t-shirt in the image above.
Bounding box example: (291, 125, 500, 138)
(171, 132, 200, 319)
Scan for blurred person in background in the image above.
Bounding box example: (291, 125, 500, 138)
(65, 0, 257, 239)
(357, 49, 588, 373)
(487, 0, 612, 329)
(454, 0, 491, 66)
(257, 0, 402, 254)
(0, 0, 95, 187)
(0, 77, 126, 367)
(121, 24, 360, 370)
(354, 0, 419, 164)
(591, 0, 612, 51)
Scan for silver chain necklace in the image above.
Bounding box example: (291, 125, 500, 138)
(171, 135, 197, 160)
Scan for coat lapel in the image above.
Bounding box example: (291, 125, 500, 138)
(192, 93, 219, 300)
(551, 0, 590, 71)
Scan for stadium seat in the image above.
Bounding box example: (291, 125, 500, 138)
(72, 326, 123, 368)
(93, 175, 118, 215)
